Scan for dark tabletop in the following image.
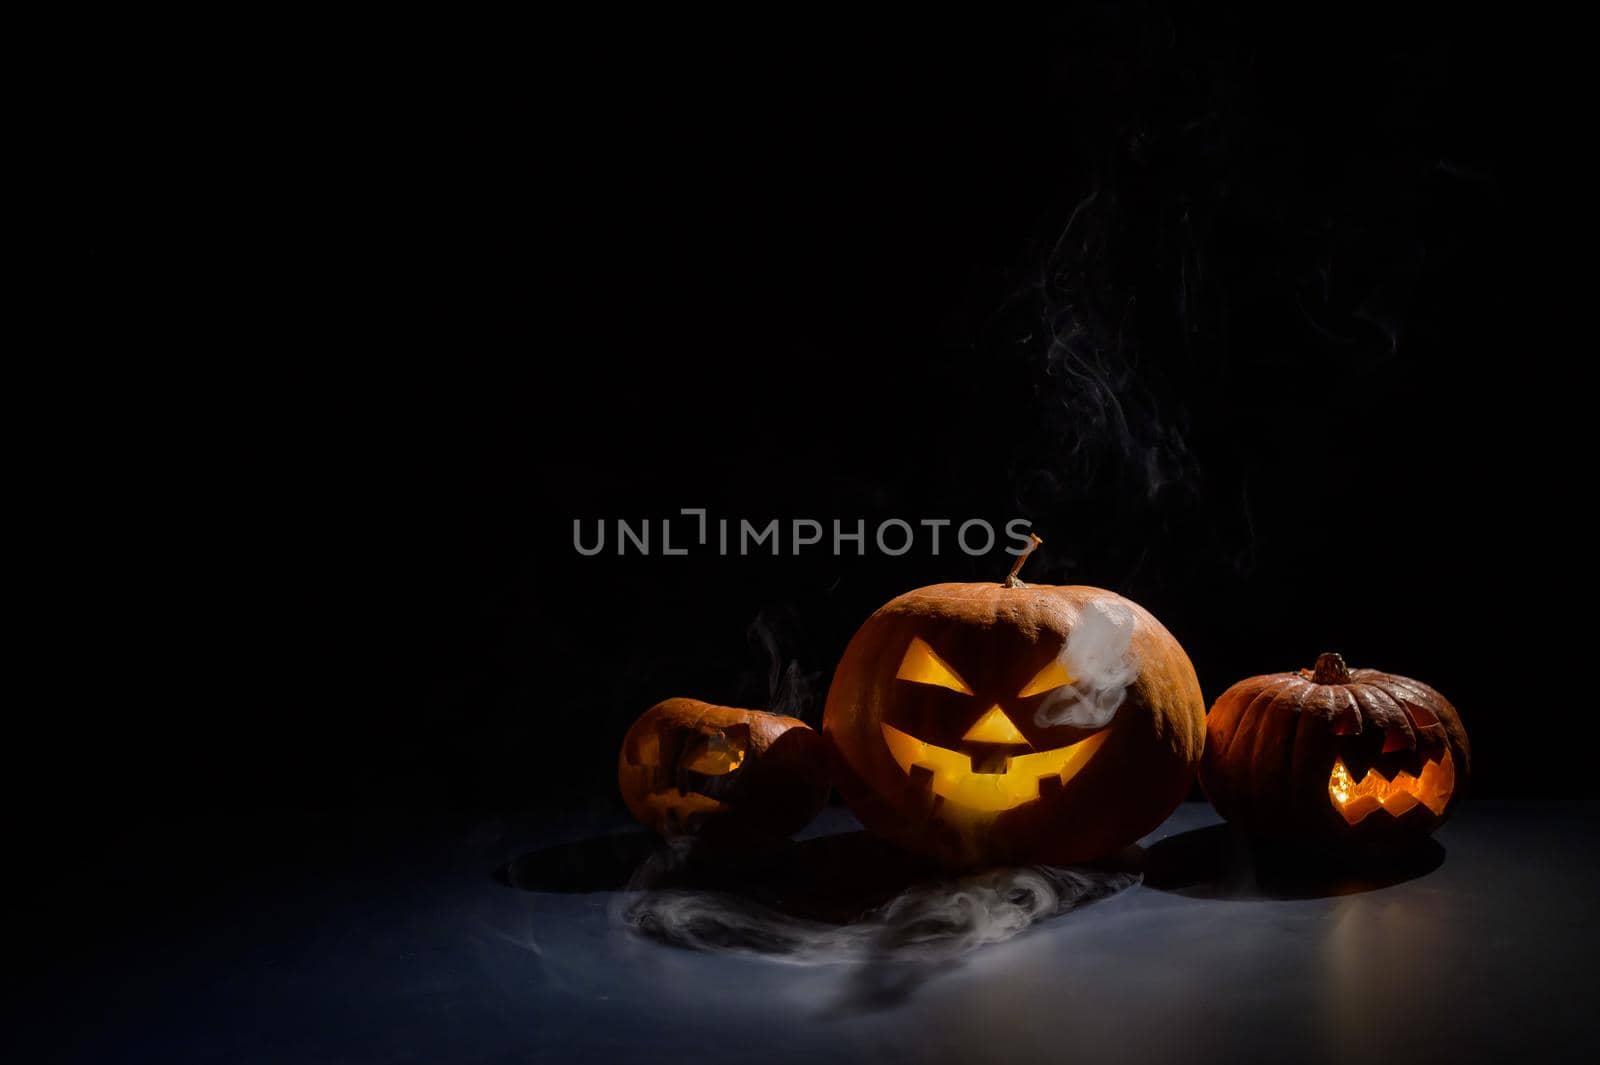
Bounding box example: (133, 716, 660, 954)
(16, 801, 1598, 1064)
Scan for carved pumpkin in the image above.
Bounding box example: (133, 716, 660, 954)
(618, 699, 830, 843)
(1199, 653, 1470, 843)
(822, 542, 1205, 867)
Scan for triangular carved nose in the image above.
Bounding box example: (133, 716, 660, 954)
(962, 705, 1029, 745)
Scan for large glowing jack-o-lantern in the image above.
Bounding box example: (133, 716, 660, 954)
(877, 637, 1113, 812)
(1200, 653, 1470, 843)
(823, 543, 1206, 868)
(618, 699, 829, 843)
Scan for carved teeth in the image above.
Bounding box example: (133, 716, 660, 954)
(1383, 790, 1420, 816)
(1329, 751, 1455, 825)
(970, 750, 1012, 774)
(908, 763, 938, 815)
(1037, 773, 1066, 799)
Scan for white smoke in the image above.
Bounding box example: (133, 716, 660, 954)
(620, 860, 1136, 965)
(1034, 600, 1137, 729)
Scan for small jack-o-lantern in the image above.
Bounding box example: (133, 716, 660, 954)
(823, 540, 1206, 867)
(618, 699, 830, 843)
(1199, 653, 1470, 843)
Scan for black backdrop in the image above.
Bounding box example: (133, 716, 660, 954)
(53, 7, 1585, 820)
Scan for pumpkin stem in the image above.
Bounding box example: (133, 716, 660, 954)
(1002, 533, 1043, 588)
(1310, 652, 1352, 685)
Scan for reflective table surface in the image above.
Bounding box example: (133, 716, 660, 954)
(19, 801, 1598, 1064)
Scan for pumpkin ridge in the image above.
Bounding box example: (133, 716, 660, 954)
(1371, 677, 1459, 766)
(1209, 678, 1294, 820)
(1273, 681, 1312, 831)
(1350, 684, 1413, 746)
(1215, 678, 1293, 760)
(1246, 682, 1310, 823)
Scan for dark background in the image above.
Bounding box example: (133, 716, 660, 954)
(45, 7, 1585, 824)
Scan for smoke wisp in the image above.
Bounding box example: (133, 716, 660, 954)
(745, 604, 821, 723)
(618, 843, 1136, 966)
(1035, 599, 1137, 729)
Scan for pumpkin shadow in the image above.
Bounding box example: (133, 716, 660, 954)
(498, 829, 944, 919)
(1143, 823, 1445, 900)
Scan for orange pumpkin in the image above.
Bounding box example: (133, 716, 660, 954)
(1199, 653, 1470, 843)
(822, 542, 1205, 867)
(618, 698, 829, 843)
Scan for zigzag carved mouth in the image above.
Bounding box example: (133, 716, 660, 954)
(1328, 750, 1455, 825)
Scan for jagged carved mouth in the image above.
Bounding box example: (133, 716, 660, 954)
(1328, 750, 1455, 825)
(626, 727, 750, 818)
(880, 722, 1110, 813)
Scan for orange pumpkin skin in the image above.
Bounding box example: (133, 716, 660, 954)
(1199, 654, 1471, 844)
(618, 699, 829, 843)
(823, 583, 1205, 868)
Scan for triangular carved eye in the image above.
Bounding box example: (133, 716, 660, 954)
(1382, 727, 1413, 753)
(1018, 658, 1074, 698)
(896, 637, 973, 695)
(1405, 701, 1440, 728)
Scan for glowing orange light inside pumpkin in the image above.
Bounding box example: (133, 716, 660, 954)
(1327, 750, 1455, 825)
(895, 637, 975, 694)
(961, 705, 1031, 744)
(641, 791, 726, 817)
(1018, 657, 1075, 698)
(880, 722, 1110, 812)
(681, 731, 746, 775)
